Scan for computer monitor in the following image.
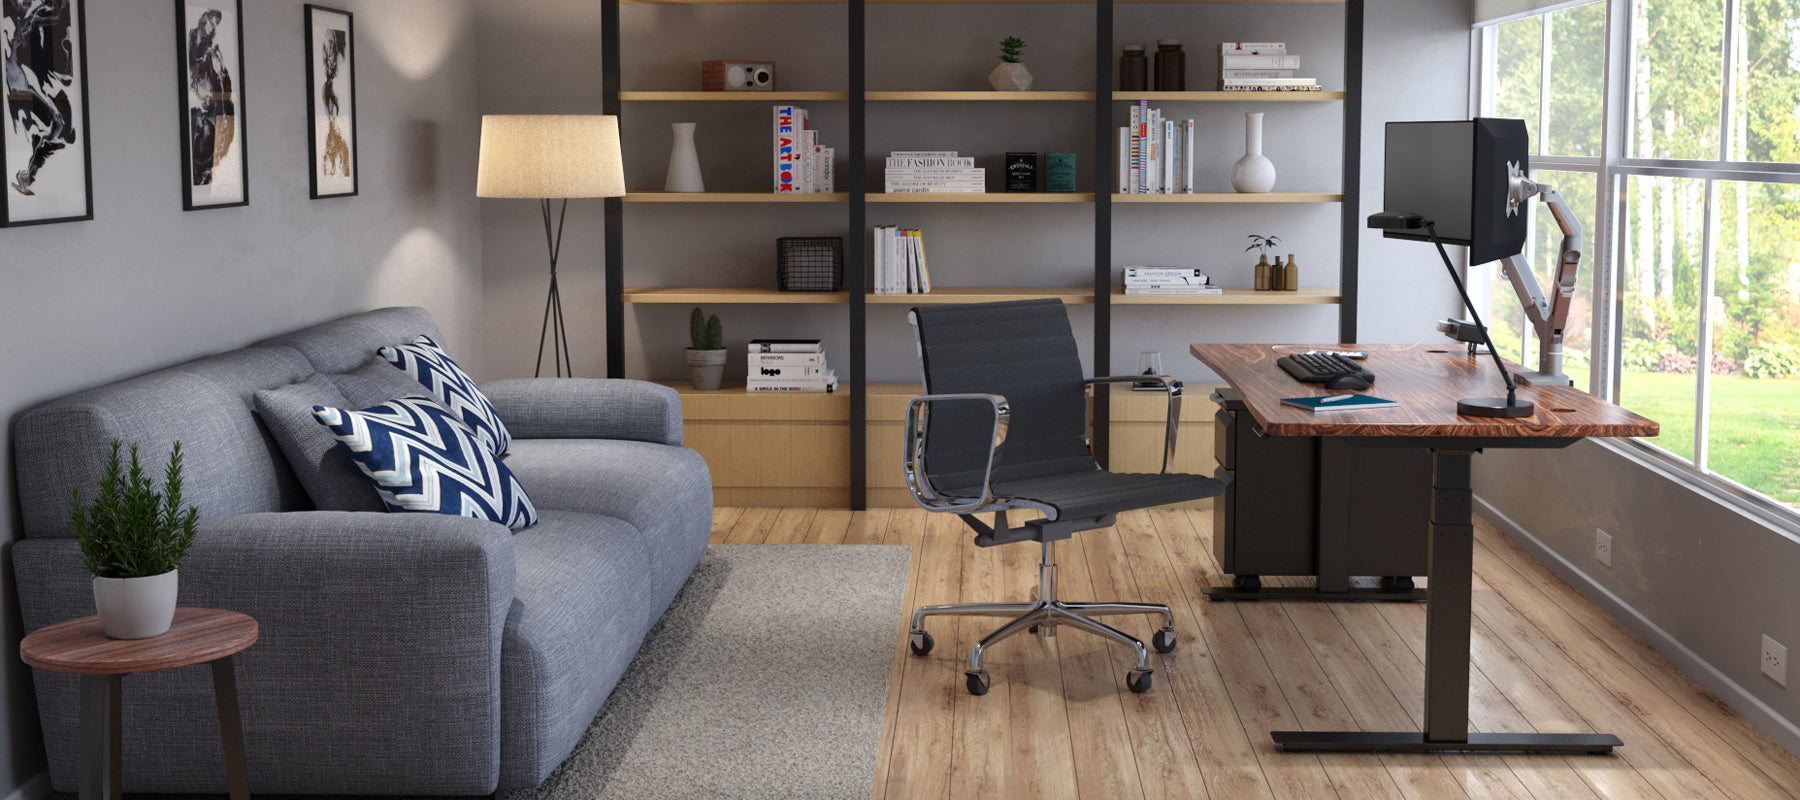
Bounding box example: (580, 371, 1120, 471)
(1378, 118, 1531, 266)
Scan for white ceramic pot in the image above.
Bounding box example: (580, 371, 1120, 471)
(93, 569, 179, 639)
(1231, 112, 1277, 193)
(664, 122, 705, 193)
(988, 62, 1033, 92)
(686, 348, 728, 391)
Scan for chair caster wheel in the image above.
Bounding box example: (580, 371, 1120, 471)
(909, 630, 933, 657)
(1233, 575, 1261, 591)
(1152, 627, 1177, 653)
(966, 671, 991, 696)
(1385, 576, 1416, 591)
(1028, 625, 1039, 634)
(1127, 668, 1153, 693)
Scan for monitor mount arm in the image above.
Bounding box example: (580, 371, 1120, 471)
(1499, 168, 1582, 386)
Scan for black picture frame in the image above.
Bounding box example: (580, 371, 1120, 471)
(303, 4, 356, 198)
(175, 0, 248, 210)
(1, 0, 95, 227)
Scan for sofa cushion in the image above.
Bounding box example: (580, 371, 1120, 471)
(255, 307, 442, 375)
(500, 509, 655, 787)
(378, 336, 512, 456)
(313, 397, 538, 530)
(254, 374, 387, 512)
(331, 359, 431, 409)
(501, 439, 711, 619)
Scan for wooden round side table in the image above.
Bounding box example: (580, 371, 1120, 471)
(20, 607, 258, 800)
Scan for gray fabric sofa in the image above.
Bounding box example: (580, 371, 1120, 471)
(11, 307, 712, 794)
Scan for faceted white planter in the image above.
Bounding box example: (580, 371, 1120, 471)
(1231, 112, 1277, 193)
(93, 569, 178, 639)
(686, 348, 727, 391)
(664, 122, 705, 193)
(988, 62, 1033, 92)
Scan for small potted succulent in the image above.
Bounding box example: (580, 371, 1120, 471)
(988, 36, 1032, 92)
(68, 440, 200, 639)
(685, 307, 727, 391)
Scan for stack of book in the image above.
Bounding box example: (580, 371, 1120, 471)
(1118, 102, 1194, 194)
(872, 226, 932, 294)
(1122, 266, 1221, 295)
(773, 105, 836, 193)
(884, 151, 984, 194)
(747, 339, 837, 393)
(1218, 43, 1320, 92)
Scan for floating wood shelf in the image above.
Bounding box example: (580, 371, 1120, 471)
(623, 192, 848, 203)
(623, 285, 1342, 305)
(1114, 91, 1346, 102)
(627, 0, 1342, 5)
(619, 91, 849, 102)
(866, 91, 1095, 102)
(867, 192, 1094, 203)
(1113, 191, 1344, 203)
(868, 287, 1096, 305)
(623, 287, 848, 304)
(1112, 287, 1341, 304)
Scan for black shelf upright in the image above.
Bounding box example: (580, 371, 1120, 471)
(1093, 0, 1114, 468)
(849, 0, 868, 509)
(603, 0, 624, 379)
(1340, 0, 1363, 344)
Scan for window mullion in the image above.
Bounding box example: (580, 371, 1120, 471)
(1539, 12, 1554, 154)
(1694, 180, 1718, 471)
(1718, 0, 1739, 162)
(1599, 0, 1634, 402)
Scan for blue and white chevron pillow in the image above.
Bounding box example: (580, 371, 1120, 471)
(378, 335, 512, 456)
(313, 395, 538, 530)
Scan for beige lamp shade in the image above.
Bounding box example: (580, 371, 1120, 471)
(477, 115, 626, 199)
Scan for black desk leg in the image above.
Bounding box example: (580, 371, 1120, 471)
(1271, 449, 1620, 754)
(77, 674, 122, 800)
(212, 657, 251, 800)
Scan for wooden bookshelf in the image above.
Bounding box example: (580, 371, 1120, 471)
(1113, 191, 1344, 203)
(619, 91, 849, 102)
(868, 287, 1095, 305)
(1114, 90, 1346, 102)
(867, 192, 1095, 203)
(624, 286, 1340, 305)
(1112, 287, 1341, 305)
(622, 287, 848, 304)
(866, 91, 1095, 102)
(623, 192, 848, 203)
(625, 0, 1343, 5)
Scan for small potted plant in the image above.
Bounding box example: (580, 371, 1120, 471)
(1246, 234, 1281, 291)
(686, 307, 727, 391)
(989, 36, 1032, 92)
(68, 440, 200, 639)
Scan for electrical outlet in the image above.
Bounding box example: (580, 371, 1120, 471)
(1594, 529, 1613, 568)
(1763, 635, 1787, 687)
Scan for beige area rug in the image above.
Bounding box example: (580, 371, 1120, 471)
(505, 544, 912, 800)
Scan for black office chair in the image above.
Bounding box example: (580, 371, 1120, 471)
(902, 299, 1225, 694)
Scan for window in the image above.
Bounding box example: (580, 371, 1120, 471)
(1481, 0, 1800, 513)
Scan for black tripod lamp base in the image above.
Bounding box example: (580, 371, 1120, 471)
(1457, 397, 1535, 418)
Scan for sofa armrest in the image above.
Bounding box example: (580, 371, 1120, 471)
(13, 511, 517, 794)
(480, 378, 682, 446)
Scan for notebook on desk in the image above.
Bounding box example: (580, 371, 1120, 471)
(1280, 394, 1398, 412)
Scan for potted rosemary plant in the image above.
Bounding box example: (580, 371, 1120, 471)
(68, 440, 200, 639)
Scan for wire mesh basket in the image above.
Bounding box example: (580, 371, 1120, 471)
(777, 237, 844, 292)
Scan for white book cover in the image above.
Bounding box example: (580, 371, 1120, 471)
(1219, 54, 1302, 70)
(885, 157, 975, 167)
(818, 146, 834, 193)
(1118, 127, 1130, 194)
(883, 187, 986, 193)
(1221, 69, 1297, 79)
(747, 339, 824, 353)
(1163, 119, 1176, 194)
(750, 352, 826, 367)
(1184, 119, 1195, 193)
(1219, 42, 1286, 54)
(889, 151, 958, 158)
(872, 225, 887, 294)
(885, 167, 984, 175)
(1124, 269, 1208, 285)
(1124, 286, 1223, 295)
(799, 130, 818, 193)
(749, 365, 826, 379)
(916, 229, 931, 293)
(909, 230, 926, 294)
(890, 228, 905, 294)
(1147, 109, 1160, 194)
(1128, 106, 1141, 194)
(1220, 78, 1319, 87)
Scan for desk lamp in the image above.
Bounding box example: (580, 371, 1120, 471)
(1370, 117, 1585, 417)
(477, 115, 626, 377)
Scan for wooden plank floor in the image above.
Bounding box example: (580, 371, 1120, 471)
(711, 507, 1800, 800)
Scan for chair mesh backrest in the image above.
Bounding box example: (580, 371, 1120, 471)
(912, 299, 1097, 491)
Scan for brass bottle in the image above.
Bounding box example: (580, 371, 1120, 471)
(1283, 252, 1299, 291)
(1254, 255, 1271, 291)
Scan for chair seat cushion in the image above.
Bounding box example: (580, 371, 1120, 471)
(951, 469, 1223, 521)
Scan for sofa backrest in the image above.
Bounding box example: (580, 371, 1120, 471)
(14, 307, 442, 539)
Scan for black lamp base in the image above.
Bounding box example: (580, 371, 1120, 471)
(1457, 397, 1535, 418)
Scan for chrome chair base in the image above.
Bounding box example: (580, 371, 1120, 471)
(907, 541, 1176, 694)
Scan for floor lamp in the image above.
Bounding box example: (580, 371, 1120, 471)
(477, 115, 626, 377)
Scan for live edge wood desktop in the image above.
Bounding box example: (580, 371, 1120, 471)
(1190, 343, 1658, 756)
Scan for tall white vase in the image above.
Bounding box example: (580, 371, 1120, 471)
(664, 122, 705, 193)
(1231, 112, 1277, 193)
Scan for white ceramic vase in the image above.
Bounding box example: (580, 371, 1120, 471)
(664, 122, 705, 193)
(988, 62, 1033, 92)
(1231, 112, 1277, 193)
(93, 569, 179, 639)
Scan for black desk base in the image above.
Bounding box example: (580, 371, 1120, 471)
(1203, 585, 1426, 602)
(1273, 731, 1621, 754)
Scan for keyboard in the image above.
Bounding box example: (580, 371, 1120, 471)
(1277, 352, 1377, 385)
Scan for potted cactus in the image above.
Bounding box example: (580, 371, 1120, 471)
(68, 440, 200, 639)
(988, 36, 1032, 92)
(685, 307, 727, 391)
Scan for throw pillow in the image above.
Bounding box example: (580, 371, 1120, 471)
(253, 374, 387, 512)
(377, 335, 512, 456)
(313, 395, 538, 530)
(331, 358, 431, 409)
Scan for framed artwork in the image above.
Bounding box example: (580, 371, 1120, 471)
(304, 5, 355, 198)
(175, 0, 247, 210)
(1, 0, 94, 227)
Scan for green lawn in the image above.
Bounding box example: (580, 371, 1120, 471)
(1568, 366, 1800, 507)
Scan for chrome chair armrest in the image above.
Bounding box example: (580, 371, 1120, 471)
(904, 393, 1011, 513)
(1084, 375, 1183, 474)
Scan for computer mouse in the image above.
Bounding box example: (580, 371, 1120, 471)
(1324, 373, 1371, 390)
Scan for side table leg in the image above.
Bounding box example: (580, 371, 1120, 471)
(77, 674, 122, 800)
(212, 657, 250, 800)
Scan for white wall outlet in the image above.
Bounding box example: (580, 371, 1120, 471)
(1594, 529, 1613, 568)
(1763, 635, 1788, 687)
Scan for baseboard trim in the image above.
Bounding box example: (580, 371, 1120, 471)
(1476, 496, 1800, 758)
(4, 771, 50, 800)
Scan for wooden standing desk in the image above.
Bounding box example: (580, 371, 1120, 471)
(1191, 343, 1658, 754)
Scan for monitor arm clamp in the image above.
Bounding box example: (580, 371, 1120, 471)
(1499, 169, 1582, 386)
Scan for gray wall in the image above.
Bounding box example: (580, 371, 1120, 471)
(0, 0, 482, 793)
(474, 0, 1465, 386)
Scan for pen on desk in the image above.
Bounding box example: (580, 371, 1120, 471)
(1319, 395, 1354, 403)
